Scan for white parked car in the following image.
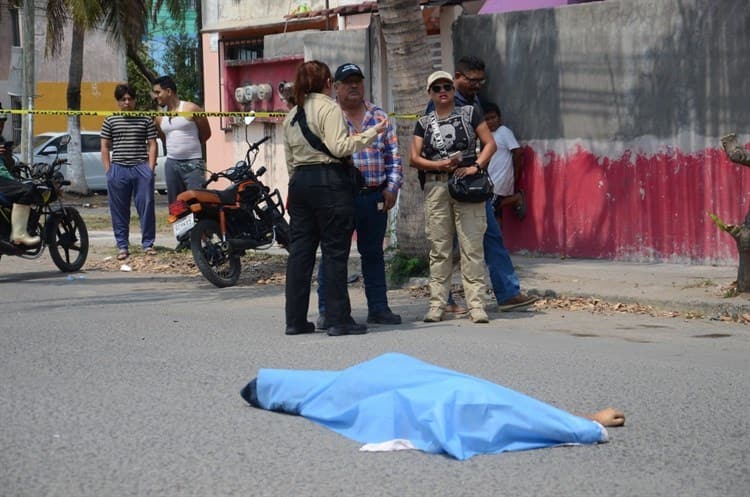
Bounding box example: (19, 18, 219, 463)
(15, 132, 168, 193)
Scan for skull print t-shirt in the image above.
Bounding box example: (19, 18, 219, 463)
(414, 104, 482, 167)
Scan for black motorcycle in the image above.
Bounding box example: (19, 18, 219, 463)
(1, 136, 89, 272)
(167, 120, 289, 287)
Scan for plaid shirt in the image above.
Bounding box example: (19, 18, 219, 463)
(346, 101, 402, 193)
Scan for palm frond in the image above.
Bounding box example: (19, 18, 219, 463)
(44, 0, 70, 56)
(101, 0, 148, 50)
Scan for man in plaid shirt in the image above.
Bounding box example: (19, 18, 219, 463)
(317, 63, 403, 329)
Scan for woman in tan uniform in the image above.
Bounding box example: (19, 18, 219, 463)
(283, 61, 387, 337)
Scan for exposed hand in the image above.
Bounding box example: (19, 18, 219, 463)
(374, 117, 388, 134)
(453, 164, 480, 178)
(438, 159, 457, 174)
(382, 190, 397, 211)
(589, 407, 625, 427)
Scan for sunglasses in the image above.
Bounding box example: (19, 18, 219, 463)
(459, 73, 486, 86)
(430, 83, 454, 93)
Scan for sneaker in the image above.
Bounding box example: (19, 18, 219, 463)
(498, 294, 539, 312)
(367, 309, 402, 325)
(468, 308, 489, 323)
(423, 307, 444, 323)
(316, 314, 329, 331)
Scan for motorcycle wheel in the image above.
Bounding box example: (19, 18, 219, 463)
(190, 219, 241, 288)
(46, 207, 89, 272)
(274, 218, 291, 252)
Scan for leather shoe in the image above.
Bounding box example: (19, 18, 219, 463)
(285, 322, 316, 335)
(367, 309, 402, 325)
(316, 314, 329, 330)
(327, 320, 368, 336)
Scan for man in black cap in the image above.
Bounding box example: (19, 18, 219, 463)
(316, 63, 404, 329)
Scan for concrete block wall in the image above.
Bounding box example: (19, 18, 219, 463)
(455, 0, 750, 264)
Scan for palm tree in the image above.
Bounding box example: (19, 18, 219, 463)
(377, 0, 434, 256)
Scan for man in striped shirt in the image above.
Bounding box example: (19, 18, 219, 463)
(317, 63, 404, 328)
(101, 84, 158, 260)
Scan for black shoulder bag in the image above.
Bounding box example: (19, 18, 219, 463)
(290, 107, 364, 190)
(428, 112, 493, 203)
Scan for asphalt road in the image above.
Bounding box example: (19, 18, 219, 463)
(0, 258, 748, 497)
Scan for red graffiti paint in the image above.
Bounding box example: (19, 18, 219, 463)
(500, 144, 750, 264)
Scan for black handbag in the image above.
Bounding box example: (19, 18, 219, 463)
(448, 169, 494, 203)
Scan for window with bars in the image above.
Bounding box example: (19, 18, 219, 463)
(223, 38, 264, 64)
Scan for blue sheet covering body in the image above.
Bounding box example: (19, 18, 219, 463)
(251, 353, 605, 460)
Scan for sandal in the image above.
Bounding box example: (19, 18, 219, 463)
(144, 247, 157, 256)
(116, 249, 129, 261)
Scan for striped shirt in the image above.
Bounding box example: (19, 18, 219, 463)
(100, 116, 157, 166)
(346, 101, 402, 192)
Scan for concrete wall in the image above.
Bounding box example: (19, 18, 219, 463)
(454, 0, 750, 264)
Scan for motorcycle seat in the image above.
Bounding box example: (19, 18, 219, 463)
(176, 184, 238, 206)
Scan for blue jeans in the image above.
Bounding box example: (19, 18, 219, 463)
(318, 189, 389, 314)
(483, 198, 520, 303)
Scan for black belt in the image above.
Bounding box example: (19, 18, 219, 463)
(359, 181, 387, 194)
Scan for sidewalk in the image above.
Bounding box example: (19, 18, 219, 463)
(512, 255, 750, 318)
(87, 222, 750, 319)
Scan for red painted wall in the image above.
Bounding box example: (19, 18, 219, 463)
(501, 142, 750, 264)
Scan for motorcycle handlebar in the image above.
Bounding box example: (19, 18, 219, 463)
(202, 172, 220, 188)
(248, 135, 270, 151)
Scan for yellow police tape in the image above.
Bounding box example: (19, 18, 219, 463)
(0, 109, 422, 120)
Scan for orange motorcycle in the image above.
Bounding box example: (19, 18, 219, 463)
(167, 129, 289, 288)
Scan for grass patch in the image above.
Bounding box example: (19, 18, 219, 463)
(82, 212, 172, 232)
(387, 251, 429, 286)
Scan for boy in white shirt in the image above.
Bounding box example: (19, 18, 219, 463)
(484, 103, 526, 229)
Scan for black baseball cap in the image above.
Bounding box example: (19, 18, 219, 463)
(334, 63, 365, 82)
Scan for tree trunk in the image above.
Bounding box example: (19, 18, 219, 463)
(377, 0, 433, 257)
(734, 212, 750, 292)
(127, 44, 157, 85)
(718, 132, 750, 291)
(65, 22, 89, 194)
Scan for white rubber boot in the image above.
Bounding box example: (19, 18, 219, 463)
(11, 204, 40, 246)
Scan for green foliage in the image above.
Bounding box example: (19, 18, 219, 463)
(708, 211, 741, 236)
(387, 251, 429, 286)
(127, 50, 159, 110)
(159, 33, 201, 104)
